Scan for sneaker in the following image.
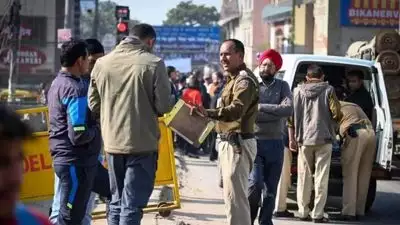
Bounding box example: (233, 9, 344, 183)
(298, 215, 312, 221)
(187, 153, 200, 159)
(274, 210, 295, 218)
(329, 213, 357, 221)
(313, 217, 329, 223)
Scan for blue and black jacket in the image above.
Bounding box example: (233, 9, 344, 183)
(48, 71, 101, 166)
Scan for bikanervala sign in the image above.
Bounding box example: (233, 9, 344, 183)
(340, 0, 400, 28)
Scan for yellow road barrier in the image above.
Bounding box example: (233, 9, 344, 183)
(17, 106, 181, 218)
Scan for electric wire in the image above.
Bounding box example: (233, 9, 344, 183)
(0, 0, 14, 50)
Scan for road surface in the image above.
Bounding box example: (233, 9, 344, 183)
(94, 154, 400, 225)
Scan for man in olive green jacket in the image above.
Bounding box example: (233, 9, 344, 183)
(88, 24, 171, 225)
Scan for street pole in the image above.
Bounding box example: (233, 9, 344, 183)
(92, 0, 99, 38)
(64, 0, 72, 29)
(73, 0, 81, 38)
(291, 0, 296, 53)
(7, 0, 21, 103)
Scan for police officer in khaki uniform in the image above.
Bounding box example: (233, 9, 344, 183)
(195, 39, 259, 225)
(329, 101, 376, 221)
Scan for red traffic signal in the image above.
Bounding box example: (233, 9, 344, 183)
(117, 22, 128, 33)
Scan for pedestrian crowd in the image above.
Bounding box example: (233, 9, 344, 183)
(0, 23, 376, 225)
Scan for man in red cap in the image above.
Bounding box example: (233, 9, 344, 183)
(248, 49, 293, 225)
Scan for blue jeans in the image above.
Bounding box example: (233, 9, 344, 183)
(248, 139, 284, 225)
(107, 152, 158, 225)
(50, 174, 97, 225)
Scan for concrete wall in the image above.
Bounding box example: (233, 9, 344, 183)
(294, 3, 314, 54)
(313, 0, 329, 55)
(221, 0, 271, 69)
(252, 0, 271, 66)
(305, 0, 396, 56)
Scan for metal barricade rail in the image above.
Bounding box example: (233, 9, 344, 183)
(17, 106, 181, 218)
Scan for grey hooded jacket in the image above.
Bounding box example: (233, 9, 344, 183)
(292, 81, 342, 145)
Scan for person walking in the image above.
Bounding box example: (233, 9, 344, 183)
(289, 64, 342, 223)
(88, 24, 171, 225)
(248, 49, 293, 225)
(194, 39, 259, 225)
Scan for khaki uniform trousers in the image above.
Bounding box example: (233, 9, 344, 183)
(217, 137, 257, 225)
(297, 144, 332, 219)
(216, 135, 223, 187)
(341, 128, 376, 216)
(275, 147, 293, 212)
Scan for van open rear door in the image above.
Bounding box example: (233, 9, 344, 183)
(373, 63, 393, 170)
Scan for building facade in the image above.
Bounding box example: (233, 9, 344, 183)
(0, 0, 63, 91)
(220, 0, 400, 65)
(219, 0, 271, 70)
(262, 0, 399, 56)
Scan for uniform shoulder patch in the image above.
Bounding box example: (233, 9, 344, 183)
(236, 79, 249, 89)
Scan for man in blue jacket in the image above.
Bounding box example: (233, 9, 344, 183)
(47, 39, 101, 225)
(49, 38, 109, 225)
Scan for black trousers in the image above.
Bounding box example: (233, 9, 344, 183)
(54, 164, 97, 225)
(92, 161, 111, 198)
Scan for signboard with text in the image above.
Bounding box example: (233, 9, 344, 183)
(0, 15, 47, 46)
(57, 29, 72, 49)
(20, 133, 54, 201)
(340, 0, 400, 27)
(0, 46, 47, 73)
(153, 26, 221, 66)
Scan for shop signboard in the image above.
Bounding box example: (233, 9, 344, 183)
(57, 29, 72, 49)
(0, 45, 47, 73)
(340, 0, 400, 28)
(153, 26, 221, 66)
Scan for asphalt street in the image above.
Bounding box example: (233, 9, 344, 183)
(94, 155, 400, 225)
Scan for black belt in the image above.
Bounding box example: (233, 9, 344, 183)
(351, 123, 370, 131)
(220, 133, 255, 141)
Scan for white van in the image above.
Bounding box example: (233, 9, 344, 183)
(255, 54, 393, 211)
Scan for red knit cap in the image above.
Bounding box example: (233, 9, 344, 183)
(259, 49, 283, 71)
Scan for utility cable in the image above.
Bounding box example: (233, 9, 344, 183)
(0, 0, 14, 50)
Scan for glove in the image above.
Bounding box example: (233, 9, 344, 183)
(347, 126, 358, 138)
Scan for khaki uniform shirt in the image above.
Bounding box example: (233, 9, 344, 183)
(339, 101, 372, 137)
(206, 64, 259, 134)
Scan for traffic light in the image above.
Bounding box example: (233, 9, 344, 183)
(115, 6, 130, 44)
(117, 21, 128, 33)
(115, 5, 130, 21)
(116, 21, 129, 44)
